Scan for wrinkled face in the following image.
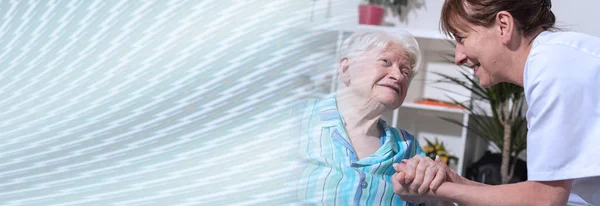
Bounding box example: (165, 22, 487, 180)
(340, 44, 412, 109)
(453, 24, 506, 88)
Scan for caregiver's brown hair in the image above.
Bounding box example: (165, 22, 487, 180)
(440, 0, 556, 38)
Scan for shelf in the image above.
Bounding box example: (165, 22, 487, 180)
(299, 91, 466, 115)
(400, 102, 466, 114)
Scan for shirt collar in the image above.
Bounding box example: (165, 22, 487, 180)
(351, 120, 400, 166)
(379, 119, 399, 154)
(318, 93, 344, 128)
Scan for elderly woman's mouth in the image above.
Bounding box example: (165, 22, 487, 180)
(378, 83, 400, 94)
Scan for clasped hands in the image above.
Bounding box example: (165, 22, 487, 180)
(392, 155, 459, 204)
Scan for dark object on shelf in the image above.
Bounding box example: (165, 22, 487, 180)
(465, 151, 528, 185)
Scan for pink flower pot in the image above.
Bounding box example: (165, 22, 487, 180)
(359, 4, 385, 25)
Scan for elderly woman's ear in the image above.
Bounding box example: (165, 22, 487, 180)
(339, 57, 351, 86)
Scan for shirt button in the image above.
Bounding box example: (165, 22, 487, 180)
(361, 181, 368, 188)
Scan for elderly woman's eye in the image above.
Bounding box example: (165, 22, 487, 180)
(380, 59, 391, 66)
(401, 69, 410, 77)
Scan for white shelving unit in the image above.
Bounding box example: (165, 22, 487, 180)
(309, 24, 477, 175)
(400, 102, 466, 114)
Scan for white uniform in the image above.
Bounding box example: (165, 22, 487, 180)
(524, 30, 600, 205)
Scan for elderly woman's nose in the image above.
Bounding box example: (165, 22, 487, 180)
(388, 68, 402, 82)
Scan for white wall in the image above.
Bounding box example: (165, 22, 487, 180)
(313, 0, 446, 32)
(315, 0, 600, 37)
(552, 0, 600, 37)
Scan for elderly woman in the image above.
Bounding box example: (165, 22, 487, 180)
(293, 30, 450, 206)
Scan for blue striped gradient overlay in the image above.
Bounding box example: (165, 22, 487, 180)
(0, 0, 359, 205)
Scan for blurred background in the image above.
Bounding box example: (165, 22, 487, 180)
(0, 0, 598, 205)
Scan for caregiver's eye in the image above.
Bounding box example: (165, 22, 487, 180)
(455, 35, 465, 43)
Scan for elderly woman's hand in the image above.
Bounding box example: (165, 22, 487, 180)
(391, 172, 430, 204)
(391, 154, 456, 201)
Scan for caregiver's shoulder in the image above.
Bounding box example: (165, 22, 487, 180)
(535, 31, 600, 58)
(526, 31, 600, 80)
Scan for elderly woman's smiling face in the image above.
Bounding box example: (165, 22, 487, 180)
(340, 43, 411, 109)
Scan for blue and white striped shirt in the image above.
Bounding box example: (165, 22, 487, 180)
(294, 94, 426, 206)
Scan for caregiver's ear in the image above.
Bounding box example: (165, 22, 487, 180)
(495, 10, 515, 44)
(339, 57, 351, 85)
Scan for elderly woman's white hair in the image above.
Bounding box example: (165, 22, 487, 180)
(338, 30, 422, 80)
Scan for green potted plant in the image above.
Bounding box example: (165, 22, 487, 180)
(359, 0, 409, 25)
(434, 69, 528, 184)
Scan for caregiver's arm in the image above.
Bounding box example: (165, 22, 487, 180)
(433, 179, 573, 206)
(394, 159, 572, 206)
